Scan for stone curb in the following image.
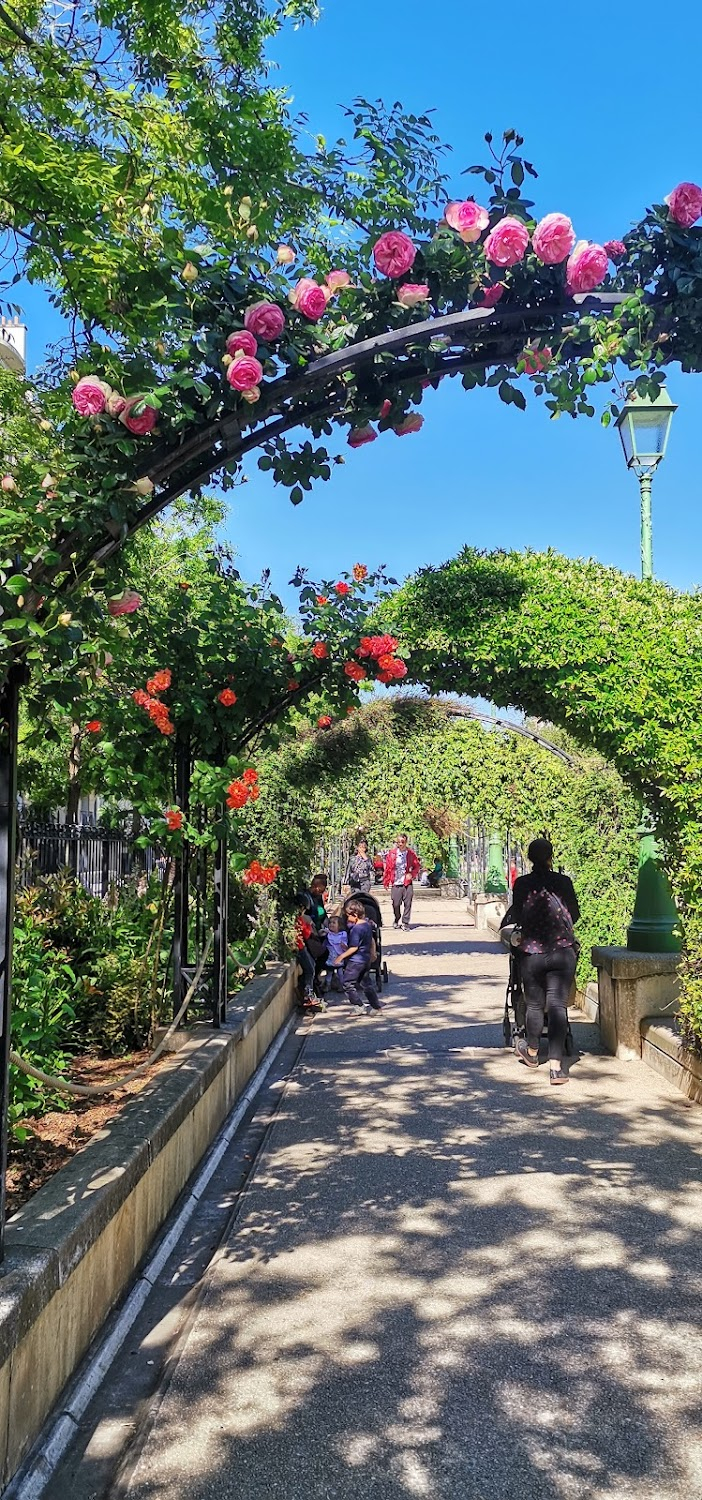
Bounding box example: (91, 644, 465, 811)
(0, 961, 294, 1489)
(641, 1017, 702, 1105)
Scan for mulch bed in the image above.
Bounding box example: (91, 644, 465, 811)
(6, 1051, 169, 1220)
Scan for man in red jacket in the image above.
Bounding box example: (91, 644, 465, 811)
(384, 834, 421, 930)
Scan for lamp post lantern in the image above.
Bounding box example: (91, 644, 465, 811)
(615, 385, 681, 952)
(615, 387, 677, 581)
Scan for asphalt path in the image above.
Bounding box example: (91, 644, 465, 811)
(63, 897, 702, 1500)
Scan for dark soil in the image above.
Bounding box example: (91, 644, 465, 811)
(6, 1051, 168, 1219)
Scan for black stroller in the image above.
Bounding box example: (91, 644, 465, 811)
(342, 890, 389, 992)
(500, 930, 575, 1055)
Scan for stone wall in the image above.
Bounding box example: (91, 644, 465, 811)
(0, 962, 295, 1490)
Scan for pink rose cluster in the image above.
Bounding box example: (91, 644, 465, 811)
(445, 200, 489, 242)
(226, 355, 264, 393)
(71, 377, 158, 436)
(666, 182, 702, 228)
(372, 230, 417, 278)
(290, 277, 331, 321)
(565, 240, 609, 295)
(347, 406, 423, 448)
(483, 216, 530, 267)
(107, 589, 142, 617)
(244, 301, 286, 341)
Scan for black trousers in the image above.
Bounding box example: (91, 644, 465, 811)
(520, 946, 576, 1061)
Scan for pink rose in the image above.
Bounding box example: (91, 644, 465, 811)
(393, 413, 424, 437)
(379, 399, 392, 419)
(532, 212, 576, 265)
(347, 425, 377, 449)
(106, 391, 126, 417)
(665, 182, 702, 228)
(226, 330, 258, 358)
(241, 386, 260, 405)
(1, 475, 16, 492)
(290, 278, 329, 321)
(445, 200, 489, 243)
(565, 240, 609, 294)
(227, 355, 264, 392)
(244, 301, 286, 341)
(72, 377, 108, 416)
(326, 270, 352, 293)
(397, 283, 430, 308)
(120, 397, 158, 436)
(604, 240, 627, 262)
(276, 245, 296, 265)
(483, 217, 530, 267)
(475, 282, 505, 308)
(107, 590, 142, 617)
(522, 346, 552, 375)
(372, 230, 417, 279)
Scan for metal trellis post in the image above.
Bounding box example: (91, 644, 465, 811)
(0, 666, 22, 1260)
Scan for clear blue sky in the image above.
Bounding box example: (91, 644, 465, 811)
(19, 0, 702, 600)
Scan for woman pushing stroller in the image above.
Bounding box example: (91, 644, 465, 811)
(504, 838, 580, 1086)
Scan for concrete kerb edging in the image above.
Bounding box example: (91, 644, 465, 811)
(641, 1018, 702, 1106)
(0, 960, 296, 1492)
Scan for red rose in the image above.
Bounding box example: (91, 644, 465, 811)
(165, 808, 183, 832)
(242, 768, 258, 786)
(146, 668, 172, 695)
(344, 662, 367, 681)
(312, 642, 328, 660)
(317, 715, 333, 729)
(334, 581, 351, 596)
(226, 780, 248, 809)
(218, 688, 237, 706)
(85, 720, 102, 734)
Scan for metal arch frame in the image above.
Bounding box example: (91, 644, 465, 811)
(0, 290, 625, 1255)
(43, 292, 627, 586)
(442, 701, 576, 767)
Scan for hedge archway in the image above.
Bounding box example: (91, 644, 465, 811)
(383, 549, 702, 1039)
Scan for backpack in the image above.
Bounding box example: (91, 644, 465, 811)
(521, 883, 574, 948)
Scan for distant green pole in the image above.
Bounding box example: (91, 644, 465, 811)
(447, 834, 459, 880)
(639, 472, 653, 582)
(485, 829, 507, 895)
(626, 472, 680, 951)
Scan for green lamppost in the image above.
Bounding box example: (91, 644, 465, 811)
(615, 387, 677, 583)
(485, 829, 507, 895)
(615, 386, 681, 953)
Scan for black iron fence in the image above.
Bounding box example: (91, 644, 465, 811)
(16, 820, 159, 897)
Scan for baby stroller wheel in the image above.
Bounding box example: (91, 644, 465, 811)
(382, 961, 389, 985)
(502, 1014, 512, 1047)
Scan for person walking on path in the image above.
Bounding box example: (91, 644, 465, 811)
(329, 899, 383, 1013)
(506, 838, 580, 1086)
(384, 834, 421, 930)
(346, 838, 374, 895)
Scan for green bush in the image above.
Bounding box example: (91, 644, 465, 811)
(384, 548, 702, 1042)
(10, 901, 78, 1133)
(249, 698, 639, 987)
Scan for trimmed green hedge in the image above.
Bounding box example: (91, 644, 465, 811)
(249, 698, 638, 988)
(384, 549, 702, 1041)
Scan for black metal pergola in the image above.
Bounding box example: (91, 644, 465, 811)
(0, 290, 626, 1253)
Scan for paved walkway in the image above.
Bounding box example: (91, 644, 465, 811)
(93, 899, 702, 1498)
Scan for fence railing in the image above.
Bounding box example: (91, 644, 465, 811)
(16, 821, 159, 897)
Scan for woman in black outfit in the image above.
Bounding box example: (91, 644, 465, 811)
(346, 838, 374, 895)
(508, 838, 580, 1086)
